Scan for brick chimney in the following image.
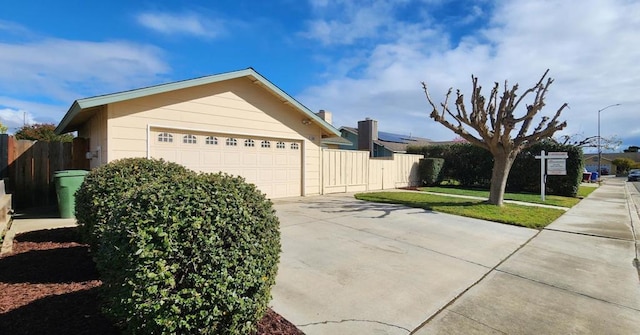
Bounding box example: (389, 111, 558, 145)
(357, 118, 378, 157)
(316, 110, 332, 125)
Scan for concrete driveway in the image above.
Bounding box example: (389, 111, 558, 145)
(270, 179, 640, 335)
(270, 193, 538, 334)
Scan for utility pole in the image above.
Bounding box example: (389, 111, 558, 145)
(597, 103, 621, 180)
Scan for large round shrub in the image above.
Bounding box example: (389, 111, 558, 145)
(74, 158, 192, 248)
(95, 172, 281, 334)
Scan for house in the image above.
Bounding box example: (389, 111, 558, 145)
(583, 155, 616, 175)
(584, 151, 640, 174)
(339, 118, 452, 157)
(55, 68, 350, 199)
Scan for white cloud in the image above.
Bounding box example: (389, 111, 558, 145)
(0, 20, 31, 36)
(0, 107, 36, 133)
(0, 38, 169, 102)
(136, 11, 225, 38)
(0, 29, 170, 126)
(298, 0, 640, 147)
(301, 0, 412, 45)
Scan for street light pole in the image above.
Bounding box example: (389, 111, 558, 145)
(597, 103, 621, 181)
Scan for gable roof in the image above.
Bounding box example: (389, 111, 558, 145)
(55, 67, 341, 137)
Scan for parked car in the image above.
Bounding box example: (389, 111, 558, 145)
(628, 169, 640, 182)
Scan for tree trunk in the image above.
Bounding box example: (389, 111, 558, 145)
(488, 153, 515, 206)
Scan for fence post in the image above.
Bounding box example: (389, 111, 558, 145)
(72, 137, 90, 170)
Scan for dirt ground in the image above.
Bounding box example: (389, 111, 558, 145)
(0, 227, 303, 335)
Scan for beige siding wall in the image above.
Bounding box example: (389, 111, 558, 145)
(322, 149, 423, 194)
(102, 77, 325, 195)
(77, 108, 108, 169)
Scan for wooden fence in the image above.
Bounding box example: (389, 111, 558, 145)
(321, 149, 422, 194)
(0, 135, 89, 209)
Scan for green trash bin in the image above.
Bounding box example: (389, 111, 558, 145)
(54, 170, 89, 218)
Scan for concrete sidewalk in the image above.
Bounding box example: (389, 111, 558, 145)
(415, 177, 640, 334)
(0, 206, 77, 256)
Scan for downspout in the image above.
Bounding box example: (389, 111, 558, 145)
(320, 147, 324, 195)
(301, 140, 306, 196)
(146, 124, 150, 159)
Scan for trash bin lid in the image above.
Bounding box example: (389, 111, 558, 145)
(54, 170, 89, 177)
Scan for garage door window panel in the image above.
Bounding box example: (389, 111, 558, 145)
(206, 136, 218, 145)
(183, 134, 197, 144)
(158, 132, 173, 143)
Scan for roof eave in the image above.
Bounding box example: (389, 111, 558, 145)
(321, 136, 352, 146)
(339, 126, 358, 135)
(55, 68, 342, 137)
(248, 70, 340, 137)
(55, 100, 82, 134)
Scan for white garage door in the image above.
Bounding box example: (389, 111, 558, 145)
(150, 129, 302, 198)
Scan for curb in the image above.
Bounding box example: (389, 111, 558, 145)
(0, 217, 15, 256)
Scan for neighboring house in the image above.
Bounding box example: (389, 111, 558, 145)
(602, 152, 640, 163)
(339, 118, 452, 157)
(584, 152, 640, 174)
(55, 68, 349, 199)
(584, 155, 616, 175)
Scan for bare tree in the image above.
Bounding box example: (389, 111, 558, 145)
(423, 70, 568, 206)
(555, 133, 621, 151)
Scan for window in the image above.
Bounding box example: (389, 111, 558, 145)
(261, 140, 271, 148)
(276, 141, 285, 149)
(157, 132, 173, 143)
(244, 139, 255, 147)
(226, 138, 238, 146)
(183, 134, 197, 144)
(290, 143, 300, 150)
(205, 136, 218, 145)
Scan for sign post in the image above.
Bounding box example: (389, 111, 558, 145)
(535, 151, 568, 201)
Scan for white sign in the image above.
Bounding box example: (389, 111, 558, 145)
(535, 150, 569, 201)
(548, 152, 569, 158)
(547, 159, 567, 175)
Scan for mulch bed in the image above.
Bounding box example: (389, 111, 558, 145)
(0, 227, 303, 335)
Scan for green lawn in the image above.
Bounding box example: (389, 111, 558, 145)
(354, 192, 566, 229)
(577, 185, 598, 198)
(418, 185, 597, 208)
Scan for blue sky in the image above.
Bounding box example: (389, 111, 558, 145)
(1, 0, 639, 152)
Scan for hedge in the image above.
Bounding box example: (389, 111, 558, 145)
(408, 141, 583, 196)
(418, 158, 445, 186)
(408, 143, 492, 187)
(510, 141, 584, 196)
(74, 158, 192, 248)
(75, 159, 281, 334)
